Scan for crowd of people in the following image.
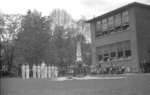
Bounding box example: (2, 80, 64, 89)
(91, 63, 131, 75)
(21, 62, 58, 79)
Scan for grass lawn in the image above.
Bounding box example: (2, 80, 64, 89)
(1, 74, 150, 95)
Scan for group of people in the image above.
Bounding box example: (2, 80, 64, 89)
(21, 62, 58, 79)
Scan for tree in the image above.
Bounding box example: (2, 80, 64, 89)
(0, 13, 22, 75)
(15, 10, 51, 65)
(0, 14, 22, 42)
(0, 12, 5, 42)
(0, 12, 4, 64)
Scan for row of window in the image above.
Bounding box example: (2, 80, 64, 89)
(95, 24, 130, 37)
(95, 11, 130, 37)
(96, 41, 131, 62)
(97, 49, 131, 62)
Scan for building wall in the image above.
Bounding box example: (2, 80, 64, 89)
(128, 7, 140, 72)
(90, 7, 142, 72)
(135, 6, 150, 65)
(90, 21, 97, 66)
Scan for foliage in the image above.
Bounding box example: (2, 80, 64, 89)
(52, 26, 76, 67)
(15, 10, 51, 65)
(0, 13, 22, 75)
(1, 9, 92, 77)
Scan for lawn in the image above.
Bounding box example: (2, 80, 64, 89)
(1, 74, 150, 95)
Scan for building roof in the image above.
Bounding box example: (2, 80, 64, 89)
(86, 2, 150, 23)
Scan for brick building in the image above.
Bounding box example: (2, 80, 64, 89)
(87, 2, 150, 72)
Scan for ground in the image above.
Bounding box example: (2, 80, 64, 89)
(1, 74, 150, 95)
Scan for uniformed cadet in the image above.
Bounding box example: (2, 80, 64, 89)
(41, 62, 45, 79)
(21, 64, 26, 79)
(32, 64, 36, 79)
(48, 65, 51, 79)
(53, 66, 55, 78)
(37, 64, 41, 79)
(44, 64, 47, 78)
(54, 66, 58, 78)
(25, 64, 30, 79)
(51, 65, 54, 79)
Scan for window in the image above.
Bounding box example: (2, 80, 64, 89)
(108, 16, 114, 33)
(118, 51, 123, 58)
(117, 45, 124, 59)
(124, 40, 131, 58)
(108, 16, 114, 29)
(122, 11, 129, 30)
(110, 52, 116, 58)
(96, 21, 101, 31)
(104, 53, 109, 61)
(110, 51, 116, 60)
(98, 54, 103, 61)
(115, 13, 122, 27)
(125, 50, 131, 57)
(122, 11, 129, 25)
(102, 19, 108, 34)
(95, 21, 103, 37)
(115, 13, 122, 32)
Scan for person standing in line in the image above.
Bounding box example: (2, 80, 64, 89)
(32, 64, 36, 79)
(35, 65, 38, 79)
(48, 65, 51, 79)
(51, 65, 54, 79)
(35, 65, 37, 78)
(25, 64, 27, 79)
(53, 66, 55, 78)
(54, 66, 56, 78)
(45, 64, 47, 79)
(55, 66, 58, 78)
(40, 64, 42, 79)
(50, 65, 52, 79)
(21, 64, 26, 79)
(25, 64, 30, 79)
(47, 65, 49, 79)
(41, 62, 45, 79)
(53, 66, 56, 79)
(37, 64, 41, 79)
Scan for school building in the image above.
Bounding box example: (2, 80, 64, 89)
(87, 2, 150, 72)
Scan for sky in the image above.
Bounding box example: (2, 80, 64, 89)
(0, 0, 150, 20)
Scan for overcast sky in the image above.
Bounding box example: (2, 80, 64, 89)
(0, 0, 150, 20)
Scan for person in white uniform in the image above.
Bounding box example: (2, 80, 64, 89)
(51, 65, 54, 79)
(21, 64, 26, 79)
(25, 64, 30, 79)
(54, 66, 58, 78)
(44, 64, 47, 78)
(32, 64, 36, 79)
(41, 62, 45, 79)
(48, 65, 51, 79)
(37, 64, 41, 79)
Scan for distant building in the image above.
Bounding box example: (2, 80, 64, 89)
(49, 9, 73, 29)
(87, 2, 150, 72)
(49, 9, 91, 43)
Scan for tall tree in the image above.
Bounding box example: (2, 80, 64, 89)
(15, 10, 51, 65)
(0, 14, 22, 42)
(0, 13, 22, 74)
(51, 26, 76, 67)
